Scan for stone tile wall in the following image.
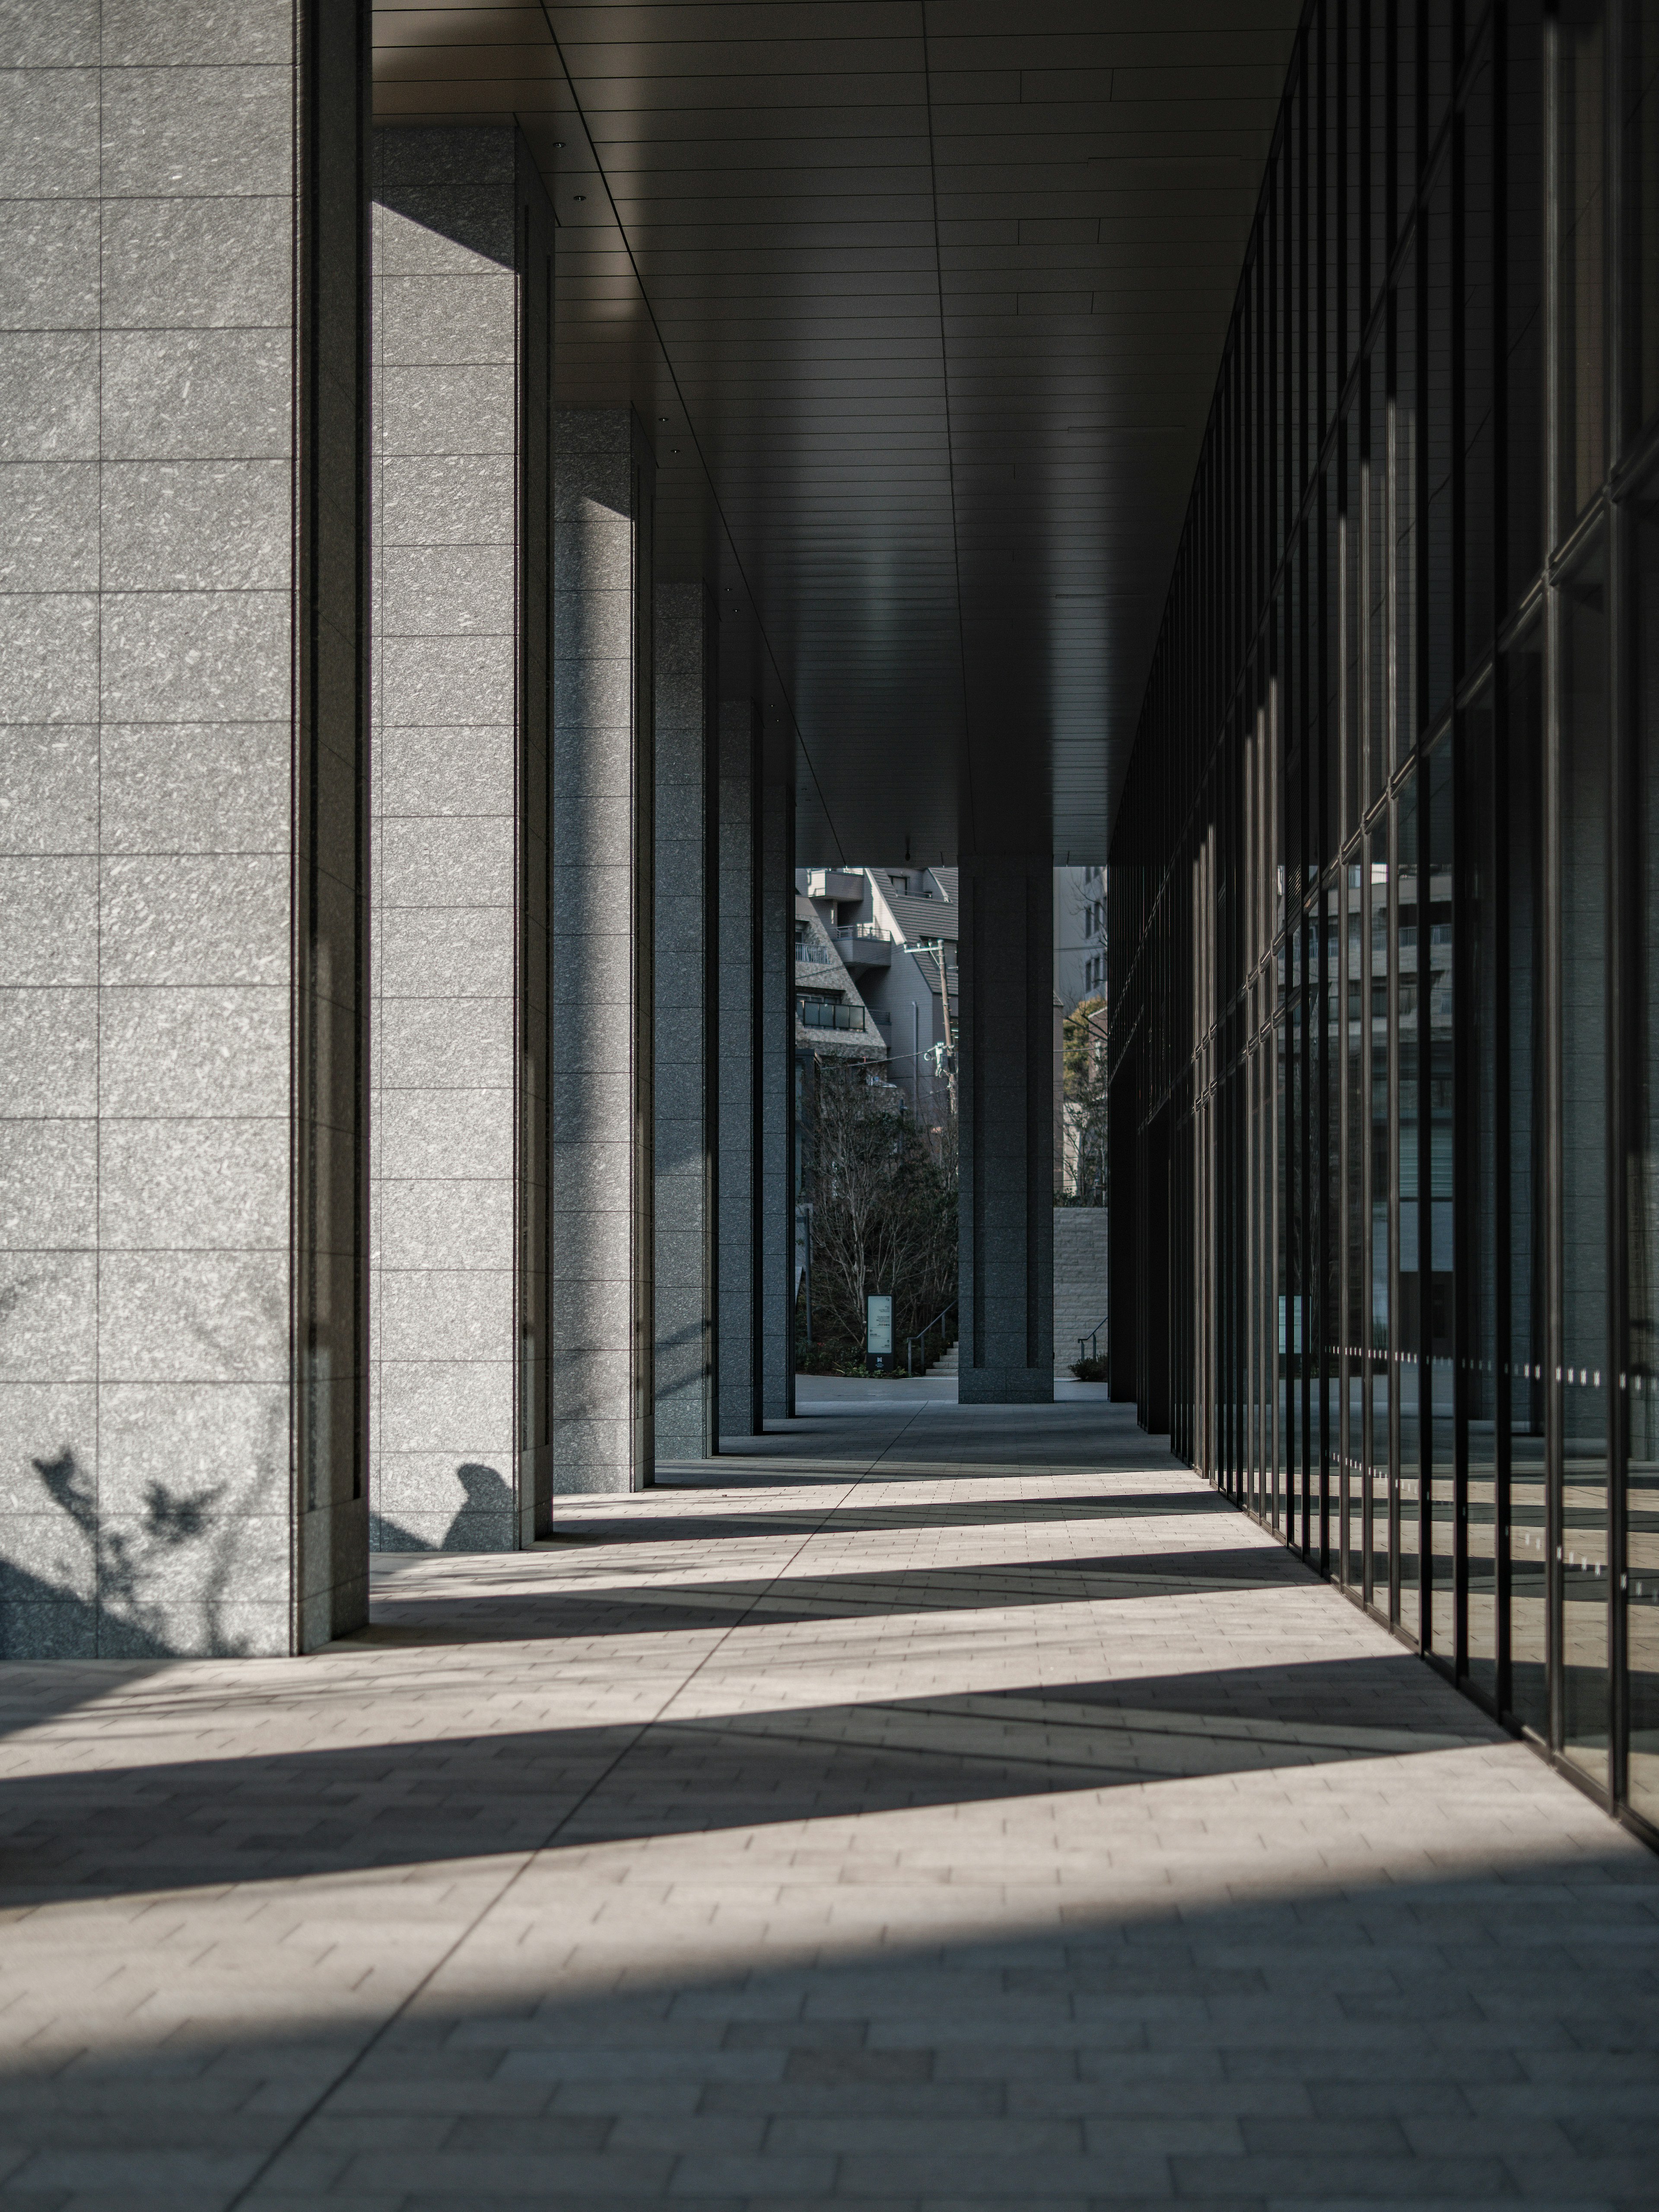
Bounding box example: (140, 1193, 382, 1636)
(758, 760, 795, 1421)
(0, 0, 368, 1654)
(369, 125, 551, 1552)
(551, 410, 654, 1496)
(716, 700, 760, 1439)
(654, 582, 715, 1460)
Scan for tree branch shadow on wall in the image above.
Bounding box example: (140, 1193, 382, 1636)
(2, 1449, 247, 1661)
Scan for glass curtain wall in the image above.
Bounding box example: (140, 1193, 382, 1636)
(1107, 0, 1659, 1844)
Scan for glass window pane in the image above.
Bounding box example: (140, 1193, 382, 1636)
(1628, 0, 1659, 437)
(1367, 354, 1389, 809)
(1397, 772, 1423, 1641)
(1503, 4, 1545, 604)
(1341, 416, 1363, 841)
(1370, 817, 1392, 1609)
(1558, 540, 1611, 1785)
(1390, 257, 1419, 771)
(1395, 0, 1418, 237)
(1464, 683, 1501, 1701)
(1627, 469, 1659, 1824)
(1345, 850, 1367, 1585)
(1461, 35, 1497, 669)
(1426, 731, 1456, 1655)
(1505, 622, 1550, 1737)
(1554, 0, 1607, 529)
(1425, 166, 1454, 724)
(1279, 1007, 1292, 1535)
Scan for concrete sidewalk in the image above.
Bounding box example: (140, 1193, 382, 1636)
(0, 1402, 1653, 2207)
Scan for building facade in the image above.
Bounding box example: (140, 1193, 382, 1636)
(1108, 0, 1659, 1842)
(1055, 864, 1106, 1014)
(798, 866, 960, 1124)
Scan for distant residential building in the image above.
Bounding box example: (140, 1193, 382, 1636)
(1054, 863, 1106, 1015)
(798, 866, 958, 1122)
(794, 893, 882, 1059)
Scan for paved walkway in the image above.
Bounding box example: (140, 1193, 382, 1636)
(1, 1404, 1656, 2209)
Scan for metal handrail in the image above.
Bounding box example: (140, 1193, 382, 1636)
(1076, 1313, 1109, 1367)
(906, 1299, 958, 1376)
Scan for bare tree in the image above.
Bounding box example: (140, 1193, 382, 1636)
(1062, 995, 1109, 1206)
(804, 1056, 957, 1361)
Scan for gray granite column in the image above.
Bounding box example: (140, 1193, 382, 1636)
(0, 1, 369, 1656)
(369, 126, 553, 1552)
(958, 855, 1055, 1403)
(716, 701, 761, 1438)
(552, 410, 654, 1497)
(758, 753, 797, 1421)
(654, 583, 717, 1461)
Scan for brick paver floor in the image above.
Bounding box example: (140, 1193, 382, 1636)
(1, 1402, 1656, 2209)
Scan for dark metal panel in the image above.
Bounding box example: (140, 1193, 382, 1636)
(372, 0, 1300, 860)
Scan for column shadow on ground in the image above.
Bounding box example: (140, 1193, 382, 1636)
(0, 1653, 1496, 1910)
(0, 1836, 1655, 2207)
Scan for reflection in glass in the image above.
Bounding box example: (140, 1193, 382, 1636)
(1506, 627, 1550, 1736)
(1396, 775, 1422, 1643)
(1324, 878, 1342, 1572)
(1427, 734, 1456, 1658)
(1345, 856, 1366, 1587)
(1628, 477, 1659, 1824)
(1464, 686, 1500, 1701)
(1369, 823, 1392, 1611)
(1278, 1007, 1290, 1536)
(1559, 545, 1611, 1786)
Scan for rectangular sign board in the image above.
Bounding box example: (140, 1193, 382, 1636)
(865, 1294, 893, 1356)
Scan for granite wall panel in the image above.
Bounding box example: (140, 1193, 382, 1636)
(369, 124, 551, 1554)
(552, 409, 654, 1496)
(716, 700, 760, 1438)
(0, 0, 370, 1657)
(758, 759, 795, 1422)
(653, 582, 716, 1460)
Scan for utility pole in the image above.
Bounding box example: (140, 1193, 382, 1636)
(907, 938, 956, 1119)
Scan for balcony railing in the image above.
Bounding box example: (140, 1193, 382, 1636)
(798, 996, 864, 1031)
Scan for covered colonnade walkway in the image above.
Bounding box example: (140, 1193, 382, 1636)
(2, 0, 1659, 2203)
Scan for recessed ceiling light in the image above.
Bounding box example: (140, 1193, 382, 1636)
(572, 193, 585, 203)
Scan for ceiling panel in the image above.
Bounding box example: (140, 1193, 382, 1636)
(373, 0, 1299, 864)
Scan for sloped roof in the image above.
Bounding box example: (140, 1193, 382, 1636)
(870, 866, 958, 953)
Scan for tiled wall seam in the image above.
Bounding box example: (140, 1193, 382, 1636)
(551, 408, 651, 1495)
(716, 701, 758, 1437)
(369, 126, 522, 1553)
(0, 2, 301, 1656)
(654, 580, 713, 1459)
